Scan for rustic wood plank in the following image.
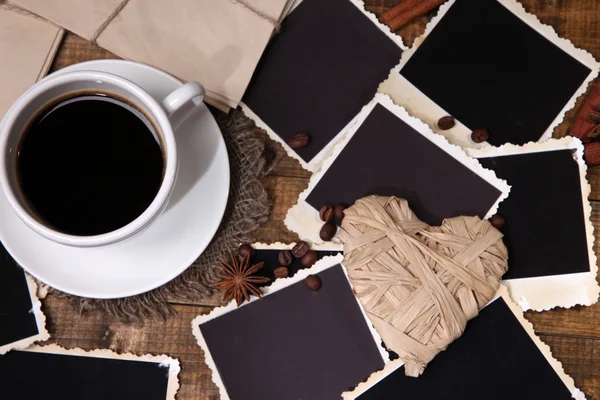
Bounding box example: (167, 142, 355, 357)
(43, 294, 600, 400)
(43, 296, 219, 400)
(49, 32, 119, 72)
(37, 2, 600, 399)
(587, 167, 600, 201)
(538, 334, 600, 400)
(526, 303, 600, 340)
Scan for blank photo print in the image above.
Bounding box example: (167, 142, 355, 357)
(285, 94, 510, 243)
(468, 138, 599, 311)
(0, 345, 181, 400)
(343, 286, 584, 400)
(0, 241, 48, 354)
(193, 256, 388, 400)
(242, 0, 404, 171)
(380, 0, 598, 149)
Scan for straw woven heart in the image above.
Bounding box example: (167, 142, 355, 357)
(336, 196, 508, 377)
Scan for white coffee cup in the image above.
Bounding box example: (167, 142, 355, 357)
(0, 70, 205, 247)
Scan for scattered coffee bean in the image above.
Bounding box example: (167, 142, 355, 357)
(304, 274, 322, 291)
(301, 250, 318, 267)
(292, 241, 310, 258)
(437, 116, 455, 130)
(238, 243, 255, 259)
(320, 222, 337, 241)
(489, 214, 505, 229)
(471, 128, 489, 143)
(278, 250, 293, 266)
(334, 203, 346, 222)
(319, 205, 334, 222)
(595, 101, 600, 112)
(274, 266, 289, 279)
(287, 132, 310, 149)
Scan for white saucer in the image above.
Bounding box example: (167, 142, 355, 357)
(0, 60, 230, 299)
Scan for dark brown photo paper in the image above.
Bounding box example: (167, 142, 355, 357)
(399, 0, 594, 146)
(0, 242, 48, 354)
(242, 0, 403, 167)
(194, 261, 387, 400)
(0, 346, 180, 400)
(348, 294, 579, 400)
(306, 100, 505, 226)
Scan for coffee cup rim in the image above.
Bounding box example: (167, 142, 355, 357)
(0, 70, 178, 247)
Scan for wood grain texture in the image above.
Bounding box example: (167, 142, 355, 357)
(586, 166, 600, 200)
(38, 1, 600, 398)
(43, 296, 219, 400)
(539, 334, 600, 400)
(49, 33, 118, 72)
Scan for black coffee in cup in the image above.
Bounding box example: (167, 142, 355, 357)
(17, 90, 164, 236)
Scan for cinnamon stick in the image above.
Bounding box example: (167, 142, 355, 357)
(381, 0, 447, 31)
(380, 0, 422, 24)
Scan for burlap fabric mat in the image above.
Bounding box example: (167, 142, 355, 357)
(47, 108, 275, 319)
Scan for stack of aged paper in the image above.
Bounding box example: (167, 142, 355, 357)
(0, 5, 63, 118)
(7, 0, 293, 110)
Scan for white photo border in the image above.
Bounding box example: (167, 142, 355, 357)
(0, 273, 50, 355)
(14, 344, 181, 400)
(240, 0, 407, 172)
(342, 285, 586, 400)
(192, 254, 389, 400)
(378, 0, 599, 150)
(467, 137, 599, 311)
(285, 93, 511, 244)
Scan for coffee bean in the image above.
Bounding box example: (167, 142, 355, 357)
(489, 214, 505, 229)
(278, 250, 293, 266)
(320, 222, 337, 241)
(319, 205, 334, 222)
(304, 274, 322, 291)
(437, 116, 455, 130)
(334, 203, 346, 222)
(238, 243, 255, 259)
(274, 266, 289, 279)
(301, 250, 318, 267)
(287, 132, 310, 149)
(471, 128, 489, 143)
(292, 241, 309, 258)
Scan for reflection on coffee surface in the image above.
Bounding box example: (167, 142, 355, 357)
(17, 91, 164, 236)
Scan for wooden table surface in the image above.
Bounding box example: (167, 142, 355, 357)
(42, 1, 600, 399)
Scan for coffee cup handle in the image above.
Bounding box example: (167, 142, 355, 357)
(161, 82, 205, 117)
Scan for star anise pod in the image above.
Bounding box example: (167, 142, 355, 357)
(215, 252, 270, 306)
